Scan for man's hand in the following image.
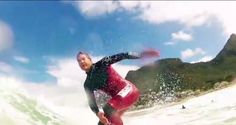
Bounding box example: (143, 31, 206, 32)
(97, 112, 110, 125)
(141, 48, 160, 58)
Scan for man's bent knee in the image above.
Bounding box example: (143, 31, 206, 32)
(103, 104, 116, 117)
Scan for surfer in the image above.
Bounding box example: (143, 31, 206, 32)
(77, 49, 159, 125)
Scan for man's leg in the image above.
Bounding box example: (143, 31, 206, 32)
(103, 83, 140, 125)
(103, 104, 123, 125)
(98, 121, 104, 125)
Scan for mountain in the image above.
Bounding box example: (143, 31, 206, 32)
(126, 34, 236, 96)
(215, 34, 236, 58)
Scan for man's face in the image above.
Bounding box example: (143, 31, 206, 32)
(77, 54, 92, 72)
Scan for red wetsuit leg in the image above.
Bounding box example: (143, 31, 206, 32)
(106, 83, 140, 125)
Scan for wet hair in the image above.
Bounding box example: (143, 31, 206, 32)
(77, 51, 92, 61)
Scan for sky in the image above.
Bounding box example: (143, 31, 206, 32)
(0, 1, 235, 85)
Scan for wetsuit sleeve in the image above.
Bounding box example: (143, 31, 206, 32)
(96, 52, 141, 66)
(84, 88, 99, 114)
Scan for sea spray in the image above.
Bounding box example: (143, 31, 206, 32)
(134, 71, 183, 109)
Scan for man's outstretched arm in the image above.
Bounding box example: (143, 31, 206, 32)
(96, 49, 160, 66)
(96, 52, 140, 66)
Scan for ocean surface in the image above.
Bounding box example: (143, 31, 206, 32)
(0, 80, 236, 125)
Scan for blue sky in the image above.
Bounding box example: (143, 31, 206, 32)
(0, 1, 235, 84)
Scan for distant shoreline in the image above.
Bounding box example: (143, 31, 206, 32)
(130, 78, 236, 112)
(178, 78, 236, 103)
(126, 79, 236, 116)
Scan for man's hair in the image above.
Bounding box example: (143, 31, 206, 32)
(77, 51, 91, 61)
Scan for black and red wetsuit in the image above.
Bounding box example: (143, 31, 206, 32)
(84, 52, 140, 125)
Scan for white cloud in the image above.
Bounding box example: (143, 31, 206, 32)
(113, 64, 139, 78)
(70, 1, 236, 35)
(172, 31, 192, 41)
(72, 1, 119, 18)
(0, 61, 13, 74)
(191, 56, 214, 63)
(165, 30, 193, 45)
(198, 56, 214, 62)
(47, 58, 84, 87)
(0, 60, 37, 77)
(134, 1, 236, 35)
(181, 48, 206, 59)
(13, 56, 30, 64)
(118, 1, 141, 11)
(164, 41, 175, 46)
(70, 1, 149, 18)
(0, 20, 14, 51)
(136, 2, 212, 27)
